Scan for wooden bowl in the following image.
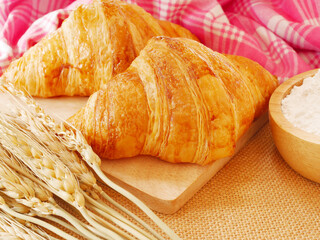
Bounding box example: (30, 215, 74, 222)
(269, 69, 320, 183)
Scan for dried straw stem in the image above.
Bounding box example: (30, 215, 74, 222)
(98, 190, 164, 240)
(85, 194, 157, 240)
(0, 196, 78, 240)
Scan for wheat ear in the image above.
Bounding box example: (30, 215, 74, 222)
(0, 158, 54, 214)
(9, 110, 99, 197)
(0, 145, 105, 240)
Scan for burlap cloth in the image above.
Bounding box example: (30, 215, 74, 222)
(55, 123, 320, 239)
(93, 123, 320, 240)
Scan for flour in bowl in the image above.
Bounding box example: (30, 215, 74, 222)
(282, 69, 320, 136)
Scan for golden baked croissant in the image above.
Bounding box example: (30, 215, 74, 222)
(0, 0, 197, 97)
(68, 37, 278, 165)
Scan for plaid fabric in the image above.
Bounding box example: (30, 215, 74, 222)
(0, 0, 319, 82)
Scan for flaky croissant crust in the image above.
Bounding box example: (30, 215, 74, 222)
(68, 37, 278, 165)
(1, 0, 197, 97)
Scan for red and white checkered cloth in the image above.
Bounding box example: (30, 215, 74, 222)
(1, 0, 320, 83)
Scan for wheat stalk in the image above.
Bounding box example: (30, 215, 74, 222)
(0, 82, 179, 239)
(9, 110, 99, 197)
(0, 145, 109, 240)
(0, 146, 52, 204)
(0, 115, 129, 240)
(9, 107, 163, 240)
(0, 195, 79, 240)
(97, 190, 164, 240)
(1, 192, 90, 240)
(0, 157, 53, 213)
(0, 156, 92, 240)
(0, 206, 60, 240)
(0, 197, 55, 239)
(3, 191, 105, 240)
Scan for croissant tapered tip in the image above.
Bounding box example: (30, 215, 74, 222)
(67, 108, 83, 130)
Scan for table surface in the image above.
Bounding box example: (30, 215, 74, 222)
(94, 123, 320, 239)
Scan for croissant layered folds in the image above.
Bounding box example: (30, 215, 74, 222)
(0, 0, 197, 97)
(68, 37, 278, 165)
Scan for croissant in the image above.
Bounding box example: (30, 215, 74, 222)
(68, 37, 278, 165)
(0, 0, 197, 97)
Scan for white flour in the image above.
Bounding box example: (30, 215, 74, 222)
(282, 69, 320, 136)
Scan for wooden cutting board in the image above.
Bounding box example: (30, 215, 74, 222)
(0, 95, 268, 214)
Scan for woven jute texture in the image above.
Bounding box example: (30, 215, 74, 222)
(56, 123, 320, 239)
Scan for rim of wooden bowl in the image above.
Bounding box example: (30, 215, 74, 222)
(269, 68, 320, 144)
